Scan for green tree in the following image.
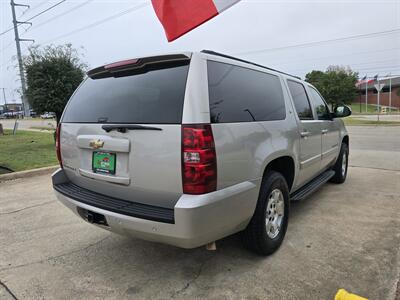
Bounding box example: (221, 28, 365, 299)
(24, 44, 87, 123)
(305, 66, 359, 107)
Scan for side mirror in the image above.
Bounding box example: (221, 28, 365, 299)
(333, 105, 352, 118)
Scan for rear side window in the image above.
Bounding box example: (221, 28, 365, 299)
(207, 61, 285, 123)
(287, 80, 313, 120)
(62, 64, 189, 124)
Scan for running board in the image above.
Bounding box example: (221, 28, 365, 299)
(290, 170, 335, 201)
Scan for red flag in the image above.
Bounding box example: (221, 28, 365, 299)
(151, 0, 241, 42)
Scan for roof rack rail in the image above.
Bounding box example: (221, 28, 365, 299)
(200, 50, 301, 80)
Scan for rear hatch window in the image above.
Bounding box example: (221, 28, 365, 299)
(62, 63, 190, 124)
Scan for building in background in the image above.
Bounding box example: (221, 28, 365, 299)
(357, 76, 400, 110)
(4, 103, 23, 111)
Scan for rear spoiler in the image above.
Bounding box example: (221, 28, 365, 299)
(87, 53, 191, 79)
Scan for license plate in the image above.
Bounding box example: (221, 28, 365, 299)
(92, 151, 116, 174)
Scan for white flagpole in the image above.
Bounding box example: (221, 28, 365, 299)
(365, 75, 368, 113)
(377, 77, 380, 121)
(389, 75, 392, 113)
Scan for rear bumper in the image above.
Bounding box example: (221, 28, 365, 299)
(52, 169, 259, 248)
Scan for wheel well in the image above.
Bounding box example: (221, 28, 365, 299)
(342, 135, 349, 147)
(264, 156, 295, 190)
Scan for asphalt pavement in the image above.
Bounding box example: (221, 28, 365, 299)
(0, 126, 399, 300)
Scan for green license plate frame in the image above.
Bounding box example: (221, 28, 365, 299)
(92, 151, 116, 175)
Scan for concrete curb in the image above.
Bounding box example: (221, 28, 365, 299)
(0, 165, 59, 182)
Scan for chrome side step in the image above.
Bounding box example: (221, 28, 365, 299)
(290, 170, 335, 201)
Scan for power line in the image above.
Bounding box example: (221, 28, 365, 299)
(24, 0, 67, 22)
(17, 3, 30, 17)
(3, 0, 89, 52)
(0, 0, 66, 36)
(287, 64, 400, 75)
(20, 0, 51, 17)
(23, 0, 93, 34)
(2, 1, 143, 72)
(276, 59, 400, 72)
(291, 68, 400, 79)
(348, 59, 400, 67)
(235, 28, 400, 55)
(356, 65, 400, 72)
(0, 25, 17, 37)
(39, 2, 150, 45)
(269, 47, 400, 67)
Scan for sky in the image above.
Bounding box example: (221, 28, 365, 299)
(1, 0, 399, 104)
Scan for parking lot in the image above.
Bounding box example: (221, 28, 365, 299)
(1, 126, 399, 300)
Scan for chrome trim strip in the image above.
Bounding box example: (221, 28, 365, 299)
(79, 168, 130, 185)
(300, 154, 321, 169)
(322, 146, 339, 158)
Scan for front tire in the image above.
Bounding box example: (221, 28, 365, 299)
(330, 143, 349, 184)
(242, 171, 289, 256)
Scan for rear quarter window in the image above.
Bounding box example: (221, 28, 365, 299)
(62, 64, 189, 124)
(207, 61, 286, 123)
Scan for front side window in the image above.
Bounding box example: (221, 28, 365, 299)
(207, 61, 286, 123)
(309, 87, 331, 120)
(287, 80, 313, 120)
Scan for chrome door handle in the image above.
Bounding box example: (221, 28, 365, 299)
(300, 131, 310, 138)
(321, 129, 328, 134)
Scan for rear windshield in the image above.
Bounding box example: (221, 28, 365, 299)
(62, 64, 189, 124)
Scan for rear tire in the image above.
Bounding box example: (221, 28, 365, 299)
(242, 171, 289, 256)
(330, 143, 348, 184)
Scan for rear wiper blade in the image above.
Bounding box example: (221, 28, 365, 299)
(102, 124, 162, 133)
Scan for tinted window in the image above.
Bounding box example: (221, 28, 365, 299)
(287, 80, 313, 120)
(207, 61, 285, 123)
(309, 87, 331, 120)
(62, 64, 189, 124)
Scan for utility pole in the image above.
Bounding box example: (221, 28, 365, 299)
(1, 88, 7, 105)
(1, 88, 7, 111)
(10, 0, 34, 117)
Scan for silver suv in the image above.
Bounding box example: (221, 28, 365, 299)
(52, 51, 351, 255)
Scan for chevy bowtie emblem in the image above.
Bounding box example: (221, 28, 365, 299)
(89, 139, 104, 149)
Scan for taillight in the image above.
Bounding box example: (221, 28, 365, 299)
(182, 124, 217, 194)
(56, 123, 63, 168)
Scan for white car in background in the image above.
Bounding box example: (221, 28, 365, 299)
(40, 112, 56, 119)
(2, 111, 24, 118)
